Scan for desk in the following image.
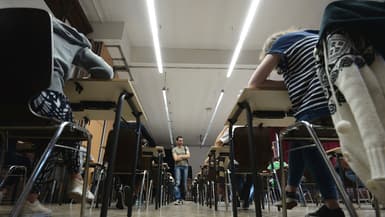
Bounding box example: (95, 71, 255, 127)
(228, 88, 294, 127)
(226, 88, 357, 217)
(226, 88, 292, 217)
(206, 146, 230, 210)
(64, 79, 146, 121)
(142, 146, 165, 209)
(65, 79, 144, 217)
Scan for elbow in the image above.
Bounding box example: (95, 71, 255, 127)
(73, 48, 115, 79)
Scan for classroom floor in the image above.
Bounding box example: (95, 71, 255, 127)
(0, 201, 383, 217)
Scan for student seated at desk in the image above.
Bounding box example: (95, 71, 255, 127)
(248, 29, 344, 217)
(13, 16, 113, 215)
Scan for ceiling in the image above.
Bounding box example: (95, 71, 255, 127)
(80, 0, 335, 148)
(1, 0, 335, 148)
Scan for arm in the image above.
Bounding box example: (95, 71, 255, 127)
(180, 147, 190, 159)
(173, 152, 181, 162)
(214, 126, 229, 147)
(247, 54, 285, 89)
(73, 48, 114, 79)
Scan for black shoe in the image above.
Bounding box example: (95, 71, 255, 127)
(116, 191, 124, 209)
(306, 205, 345, 217)
(274, 191, 298, 209)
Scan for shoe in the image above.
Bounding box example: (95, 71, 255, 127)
(22, 200, 52, 216)
(174, 199, 183, 205)
(305, 205, 345, 217)
(68, 178, 95, 202)
(274, 191, 298, 209)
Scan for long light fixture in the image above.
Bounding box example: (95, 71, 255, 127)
(226, 0, 260, 78)
(146, 0, 163, 73)
(201, 90, 225, 146)
(162, 88, 174, 145)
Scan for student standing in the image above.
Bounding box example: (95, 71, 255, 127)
(172, 136, 190, 205)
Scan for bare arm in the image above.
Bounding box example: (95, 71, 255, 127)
(173, 152, 181, 161)
(248, 54, 285, 89)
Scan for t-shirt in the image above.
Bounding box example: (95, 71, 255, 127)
(268, 30, 329, 120)
(172, 145, 190, 166)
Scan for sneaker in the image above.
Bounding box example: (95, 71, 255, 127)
(174, 199, 183, 205)
(274, 192, 298, 209)
(305, 205, 345, 217)
(68, 178, 95, 202)
(22, 200, 52, 216)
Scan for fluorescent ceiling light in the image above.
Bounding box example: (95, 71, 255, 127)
(146, 0, 163, 73)
(162, 88, 173, 145)
(226, 0, 260, 78)
(201, 90, 225, 146)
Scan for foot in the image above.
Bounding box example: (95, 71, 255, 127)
(274, 191, 298, 209)
(174, 199, 183, 205)
(305, 205, 345, 217)
(68, 178, 95, 202)
(23, 200, 52, 216)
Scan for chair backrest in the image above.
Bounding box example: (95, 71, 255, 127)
(104, 127, 142, 173)
(233, 127, 273, 173)
(0, 8, 52, 124)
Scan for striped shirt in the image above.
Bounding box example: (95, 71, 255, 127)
(268, 30, 329, 119)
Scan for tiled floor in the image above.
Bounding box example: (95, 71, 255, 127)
(0, 201, 383, 217)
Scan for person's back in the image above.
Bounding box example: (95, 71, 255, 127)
(248, 29, 345, 217)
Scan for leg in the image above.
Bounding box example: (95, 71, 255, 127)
(302, 146, 339, 209)
(174, 166, 181, 201)
(182, 166, 189, 201)
(286, 142, 306, 192)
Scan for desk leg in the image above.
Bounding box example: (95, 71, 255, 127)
(228, 123, 238, 217)
(155, 152, 162, 209)
(127, 118, 142, 217)
(275, 132, 287, 217)
(243, 102, 262, 217)
(100, 93, 126, 217)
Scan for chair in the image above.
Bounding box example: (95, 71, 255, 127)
(232, 127, 273, 213)
(101, 126, 142, 210)
(276, 121, 357, 217)
(0, 8, 92, 217)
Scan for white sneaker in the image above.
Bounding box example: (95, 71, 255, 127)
(22, 200, 52, 216)
(68, 178, 95, 202)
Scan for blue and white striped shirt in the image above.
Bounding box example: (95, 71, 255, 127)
(268, 30, 329, 119)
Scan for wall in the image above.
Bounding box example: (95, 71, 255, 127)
(186, 145, 210, 177)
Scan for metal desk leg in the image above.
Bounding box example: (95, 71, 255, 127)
(275, 132, 287, 217)
(127, 118, 142, 217)
(100, 93, 126, 217)
(242, 102, 262, 217)
(228, 123, 238, 217)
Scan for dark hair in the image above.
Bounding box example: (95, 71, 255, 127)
(176, 136, 183, 141)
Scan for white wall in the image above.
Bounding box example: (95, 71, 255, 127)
(187, 145, 210, 177)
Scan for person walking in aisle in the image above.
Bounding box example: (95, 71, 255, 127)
(172, 136, 190, 205)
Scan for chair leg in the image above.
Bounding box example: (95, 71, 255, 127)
(80, 135, 92, 217)
(303, 121, 358, 217)
(10, 122, 69, 217)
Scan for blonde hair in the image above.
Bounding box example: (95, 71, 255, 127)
(259, 27, 300, 61)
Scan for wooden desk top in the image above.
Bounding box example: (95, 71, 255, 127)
(227, 88, 295, 127)
(142, 145, 165, 156)
(64, 79, 146, 121)
(206, 146, 230, 158)
(326, 147, 342, 154)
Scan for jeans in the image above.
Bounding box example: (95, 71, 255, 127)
(287, 108, 338, 200)
(174, 165, 188, 200)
